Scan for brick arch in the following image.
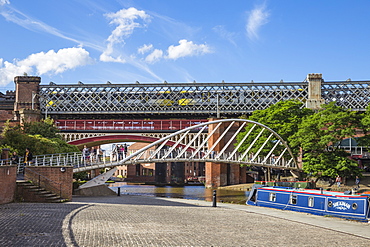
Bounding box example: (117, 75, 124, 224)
(68, 134, 191, 150)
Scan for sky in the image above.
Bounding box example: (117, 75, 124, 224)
(1, 0, 370, 92)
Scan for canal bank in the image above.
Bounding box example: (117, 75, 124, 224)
(108, 182, 249, 204)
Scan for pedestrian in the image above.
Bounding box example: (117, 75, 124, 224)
(123, 143, 128, 158)
(355, 176, 360, 189)
(11, 151, 19, 165)
(82, 145, 89, 165)
(24, 148, 33, 166)
(90, 147, 97, 162)
(336, 175, 342, 188)
(118, 145, 124, 160)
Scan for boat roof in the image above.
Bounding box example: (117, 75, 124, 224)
(259, 186, 369, 198)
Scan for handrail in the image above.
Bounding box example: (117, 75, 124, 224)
(25, 167, 62, 198)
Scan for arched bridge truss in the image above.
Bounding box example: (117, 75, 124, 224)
(73, 119, 299, 173)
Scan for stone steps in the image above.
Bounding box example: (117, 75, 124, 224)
(16, 181, 66, 203)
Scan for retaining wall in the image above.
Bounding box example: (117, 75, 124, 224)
(0, 166, 17, 204)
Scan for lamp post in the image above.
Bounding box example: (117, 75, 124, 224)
(31, 91, 49, 119)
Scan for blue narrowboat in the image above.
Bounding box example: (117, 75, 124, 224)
(246, 184, 370, 222)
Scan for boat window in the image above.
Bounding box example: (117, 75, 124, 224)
(352, 203, 358, 210)
(328, 201, 333, 207)
(269, 193, 276, 202)
(308, 197, 314, 207)
(290, 194, 297, 205)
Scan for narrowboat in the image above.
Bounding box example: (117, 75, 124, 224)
(246, 182, 370, 222)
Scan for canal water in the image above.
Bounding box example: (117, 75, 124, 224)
(108, 182, 249, 204)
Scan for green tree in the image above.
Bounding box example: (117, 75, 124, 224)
(358, 104, 370, 147)
(0, 119, 79, 155)
(291, 102, 362, 179)
(236, 100, 313, 157)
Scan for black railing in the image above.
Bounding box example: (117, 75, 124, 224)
(25, 167, 62, 198)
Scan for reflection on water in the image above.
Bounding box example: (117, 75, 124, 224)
(108, 182, 248, 204)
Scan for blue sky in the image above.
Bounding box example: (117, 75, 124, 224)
(1, 0, 370, 92)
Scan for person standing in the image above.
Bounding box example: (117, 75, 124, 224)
(90, 147, 96, 162)
(118, 145, 124, 160)
(336, 175, 342, 188)
(82, 145, 89, 165)
(123, 143, 128, 158)
(24, 148, 33, 166)
(11, 151, 19, 165)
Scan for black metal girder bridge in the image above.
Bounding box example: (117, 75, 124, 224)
(36, 74, 370, 119)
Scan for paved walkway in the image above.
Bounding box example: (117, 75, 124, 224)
(0, 195, 370, 246)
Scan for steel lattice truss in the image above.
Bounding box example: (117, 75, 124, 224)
(37, 80, 370, 117)
(321, 81, 370, 110)
(38, 82, 308, 117)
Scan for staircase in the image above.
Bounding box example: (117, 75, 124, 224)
(16, 181, 66, 203)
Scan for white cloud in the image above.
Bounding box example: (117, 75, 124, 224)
(213, 25, 237, 46)
(145, 49, 163, 63)
(0, 0, 9, 6)
(166, 39, 211, 60)
(100, 7, 151, 63)
(246, 4, 270, 40)
(138, 44, 153, 54)
(0, 47, 92, 86)
(0, 4, 82, 45)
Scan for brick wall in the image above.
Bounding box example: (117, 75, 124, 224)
(0, 166, 17, 204)
(25, 166, 73, 201)
(14, 76, 40, 112)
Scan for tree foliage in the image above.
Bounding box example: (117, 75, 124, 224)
(236, 100, 365, 179)
(0, 119, 79, 155)
(236, 100, 313, 157)
(291, 102, 362, 178)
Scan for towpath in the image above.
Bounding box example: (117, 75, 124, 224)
(0, 195, 369, 246)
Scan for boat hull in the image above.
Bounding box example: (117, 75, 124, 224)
(247, 185, 370, 222)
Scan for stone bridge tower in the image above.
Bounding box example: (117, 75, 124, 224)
(14, 76, 41, 123)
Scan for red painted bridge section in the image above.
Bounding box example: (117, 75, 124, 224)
(68, 134, 195, 151)
(56, 119, 207, 131)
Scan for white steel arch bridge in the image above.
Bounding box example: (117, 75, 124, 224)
(19, 119, 299, 176)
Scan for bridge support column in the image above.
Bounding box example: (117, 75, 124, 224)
(205, 119, 244, 188)
(205, 118, 226, 188)
(229, 164, 240, 185)
(90, 169, 101, 178)
(306, 73, 325, 110)
(206, 162, 227, 188)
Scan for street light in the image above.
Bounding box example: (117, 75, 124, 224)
(31, 91, 52, 119)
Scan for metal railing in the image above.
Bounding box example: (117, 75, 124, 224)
(25, 167, 62, 198)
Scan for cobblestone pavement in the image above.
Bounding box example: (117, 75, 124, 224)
(1, 195, 370, 246)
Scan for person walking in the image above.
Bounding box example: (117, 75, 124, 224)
(355, 176, 360, 189)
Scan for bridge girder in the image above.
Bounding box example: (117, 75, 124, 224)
(72, 119, 299, 173)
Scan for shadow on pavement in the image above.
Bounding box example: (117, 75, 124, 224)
(71, 194, 207, 207)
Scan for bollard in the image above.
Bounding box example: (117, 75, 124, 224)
(117, 187, 121, 196)
(212, 190, 217, 207)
